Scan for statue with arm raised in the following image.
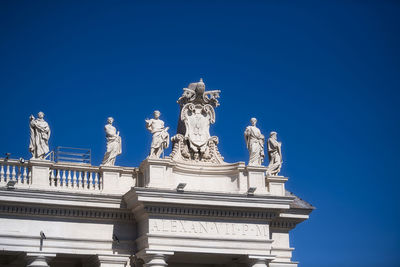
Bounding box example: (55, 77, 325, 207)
(29, 111, 51, 160)
(146, 110, 170, 159)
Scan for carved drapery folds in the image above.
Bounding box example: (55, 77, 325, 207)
(170, 79, 224, 164)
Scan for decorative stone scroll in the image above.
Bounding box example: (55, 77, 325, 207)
(170, 79, 224, 164)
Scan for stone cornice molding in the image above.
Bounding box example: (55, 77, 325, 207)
(0, 187, 125, 208)
(0, 201, 134, 222)
(125, 188, 294, 210)
(269, 220, 298, 229)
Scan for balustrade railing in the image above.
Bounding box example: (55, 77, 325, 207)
(50, 165, 102, 190)
(0, 159, 31, 186)
(0, 158, 136, 194)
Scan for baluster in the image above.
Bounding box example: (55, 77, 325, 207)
(22, 166, 27, 184)
(5, 165, 10, 181)
(88, 172, 93, 189)
(27, 167, 32, 184)
(55, 169, 60, 186)
(49, 169, 53, 186)
(64, 170, 69, 187)
(61, 169, 66, 187)
(65, 170, 69, 187)
(11, 165, 16, 182)
(95, 172, 100, 189)
(0, 164, 4, 182)
(82, 171, 86, 189)
(71, 170, 76, 187)
(76, 171, 81, 188)
(98, 173, 102, 190)
(81, 171, 86, 189)
(17, 166, 22, 183)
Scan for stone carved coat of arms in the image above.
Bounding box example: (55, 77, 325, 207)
(170, 79, 224, 164)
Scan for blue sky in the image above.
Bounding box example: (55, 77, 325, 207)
(1, 1, 399, 266)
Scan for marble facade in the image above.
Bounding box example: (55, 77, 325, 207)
(0, 79, 313, 267)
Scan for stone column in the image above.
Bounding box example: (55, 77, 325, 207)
(26, 253, 55, 267)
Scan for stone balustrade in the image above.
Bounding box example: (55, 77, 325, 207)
(50, 164, 102, 190)
(0, 158, 137, 195)
(0, 159, 31, 186)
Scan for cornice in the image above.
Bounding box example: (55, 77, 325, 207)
(269, 220, 298, 229)
(0, 201, 134, 222)
(125, 187, 294, 210)
(0, 187, 125, 209)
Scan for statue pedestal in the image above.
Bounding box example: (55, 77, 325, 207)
(266, 176, 288, 196)
(100, 165, 137, 193)
(139, 158, 274, 195)
(29, 159, 53, 189)
(246, 165, 269, 195)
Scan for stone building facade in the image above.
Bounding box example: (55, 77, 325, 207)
(0, 80, 313, 267)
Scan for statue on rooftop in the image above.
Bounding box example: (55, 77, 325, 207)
(244, 118, 265, 166)
(29, 111, 51, 160)
(146, 110, 170, 159)
(170, 78, 224, 164)
(266, 131, 283, 176)
(101, 117, 122, 166)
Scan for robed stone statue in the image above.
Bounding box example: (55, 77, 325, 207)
(29, 111, 51, 159)
(146, 110, 170, 159)
(244, 118, 265, 166)
(101, 117, 122, 166)
(266, 131, 283, 176)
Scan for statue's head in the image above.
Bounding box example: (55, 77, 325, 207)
(270, 131, 277, 138)
(250, 118, 257, 126)
(154, 110, 161, 119)
(107, 117, 114, 124)
(38, 111, 45, 119)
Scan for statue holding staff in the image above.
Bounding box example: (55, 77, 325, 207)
(101, 117, 122, 166)
(266, 131, 283, 176)
(146, 110, 170, 159)
(244, 118, 265, 166)
(29, 111, 51, 160)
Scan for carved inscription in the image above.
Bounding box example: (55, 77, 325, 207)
(149, 219, 268, 238)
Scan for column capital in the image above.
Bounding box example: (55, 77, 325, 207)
(97, 254, 131, 267)
(247, 255, 275, 267)
(26, 252, 56, 267)
(136, 250, 174, 267)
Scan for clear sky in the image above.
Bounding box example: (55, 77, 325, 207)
(1, 1, 399, 266)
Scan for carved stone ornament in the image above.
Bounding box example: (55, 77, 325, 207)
(170, 79, 224, 164)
